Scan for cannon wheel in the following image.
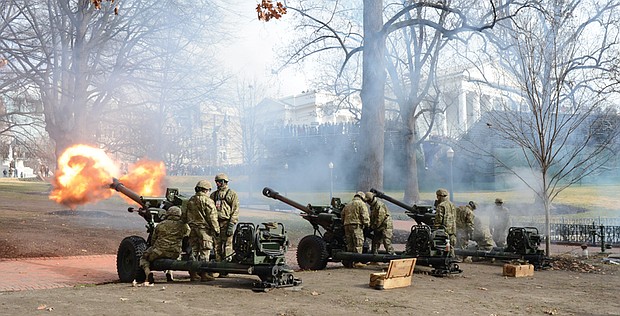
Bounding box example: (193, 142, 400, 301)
(296, 235, 329, 270)
(117, 235, 147, 283)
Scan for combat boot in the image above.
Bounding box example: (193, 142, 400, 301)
(166, 271, 174, 282)
(190, 271, 201, 282)
(200, 272, 215, 282)
(147, 273, 155, 284)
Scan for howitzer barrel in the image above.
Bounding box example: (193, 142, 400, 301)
(110, 178, 145, 207)
(370, 188, 415, 212)
(262, 187, 311, 213)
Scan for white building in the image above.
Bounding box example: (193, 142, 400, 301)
(255, 90, 357, 130)
(432, 64, 524, 137)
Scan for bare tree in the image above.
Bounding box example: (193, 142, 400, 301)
(465, 0, 620, 254)
(280, 0, 511, 194)
(0, 0, 224, 164)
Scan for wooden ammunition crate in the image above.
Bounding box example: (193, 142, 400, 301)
(503, 263, 534, 277)
(369, 258, 416, 290)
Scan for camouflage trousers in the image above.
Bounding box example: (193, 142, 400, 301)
(214, 220, 233, 261)
(139, 247, 180, 275)
(188, 227, 214, 262)
(492, 228, 508, 248)
(472, 232, 495, 251)
(344, 224, 364, 253)
(448, 234, 457, 258)
(371, 228, 394, 255)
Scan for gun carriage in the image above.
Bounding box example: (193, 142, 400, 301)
(112, 178, 301, 291)
(262, 187, 461, 276)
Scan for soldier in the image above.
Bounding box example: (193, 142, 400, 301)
(364, 191, 394, 255)
(472, 210, 495, 251)
(139, 206, 190, 284)
(342, 191, 370, 268)
(456, 201, 476, 249)
(186, 180, 219, 282)
(434, 188, 457, 257)
(210, 173, 239, 277)
(491, 198, 511, 248)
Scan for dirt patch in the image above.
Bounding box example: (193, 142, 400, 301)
(1, 181, 620, 315)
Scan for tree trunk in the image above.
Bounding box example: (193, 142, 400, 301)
(358, 0, 386, 191)
(403, 121, 420, 204)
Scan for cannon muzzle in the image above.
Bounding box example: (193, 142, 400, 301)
(370, 188, 415, 212)
(110, 178, 145, 207)
(262, 187, 312, 213)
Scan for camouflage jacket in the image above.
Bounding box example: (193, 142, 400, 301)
(369, 199, 393, 231)
(456, 205, 475, 235)
(435, 198, 457, 235)
(210, 186, 240, 224)
(185, 191, 220, 235)
(151, 215, 190, 258)
(342, 196, 370, 227)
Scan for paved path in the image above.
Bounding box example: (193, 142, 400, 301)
(1, 242, 616, 292)
(0, 255, 118, 292)
(0, 250, 302, 292)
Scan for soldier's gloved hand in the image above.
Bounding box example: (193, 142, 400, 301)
(226, 222, 235, 236)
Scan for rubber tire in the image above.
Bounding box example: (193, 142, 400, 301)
(117, 235, 148, 283)
(296, 235, 329, 270)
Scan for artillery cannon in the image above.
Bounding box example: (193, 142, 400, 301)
(369, 188, 461, 274)
(370, 188, 550, 270)
(455, 226, 551, 270)
(263, 187, 460, 276)
(112, 179, 301, 291)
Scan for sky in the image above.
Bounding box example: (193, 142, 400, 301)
(219, 2, 310, 97)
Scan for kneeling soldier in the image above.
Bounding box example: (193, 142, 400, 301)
(140, 206, 190, 284)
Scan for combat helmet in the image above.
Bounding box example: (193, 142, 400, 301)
(354, 191, 365, 199)
(195, 180, 212, 191)
(166, 206, 182, 217)
(436, 188, 449, 197)
(495, 198, 504, 204)
(364, 191, 375, 203)
(468, 201, 477, 210)
(215, 173, 229, 182)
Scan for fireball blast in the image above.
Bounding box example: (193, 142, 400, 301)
(112, 179, 301, 291)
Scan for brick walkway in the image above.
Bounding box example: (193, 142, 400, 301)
(0, 255, 118, 292)
(1, 242, 615, 292)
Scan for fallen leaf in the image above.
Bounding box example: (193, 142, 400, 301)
(120, 298, 128, 301)
(311, 291, 320, 296)
(478, 287, 488, 291)
(37, 304, 47, 310)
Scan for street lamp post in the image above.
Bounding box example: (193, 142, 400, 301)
(328, 162, 334, 201)
(447, 147, 454, 202)
(284, 162, 288, 196)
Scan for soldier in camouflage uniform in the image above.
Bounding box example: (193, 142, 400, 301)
(434, 188, 457, 257)
(210, 173, 239, 276)
(140, 206, 190, 284)
(456, 201, 476, 249)
(186, 180, 219, 282)
(491, 198, 511, 248)
(342, 191, 370, 267)
(472, 211, 495, 251)
(364, 191, 394, 255)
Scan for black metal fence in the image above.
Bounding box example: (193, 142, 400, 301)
(516, 220, 620, 249)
